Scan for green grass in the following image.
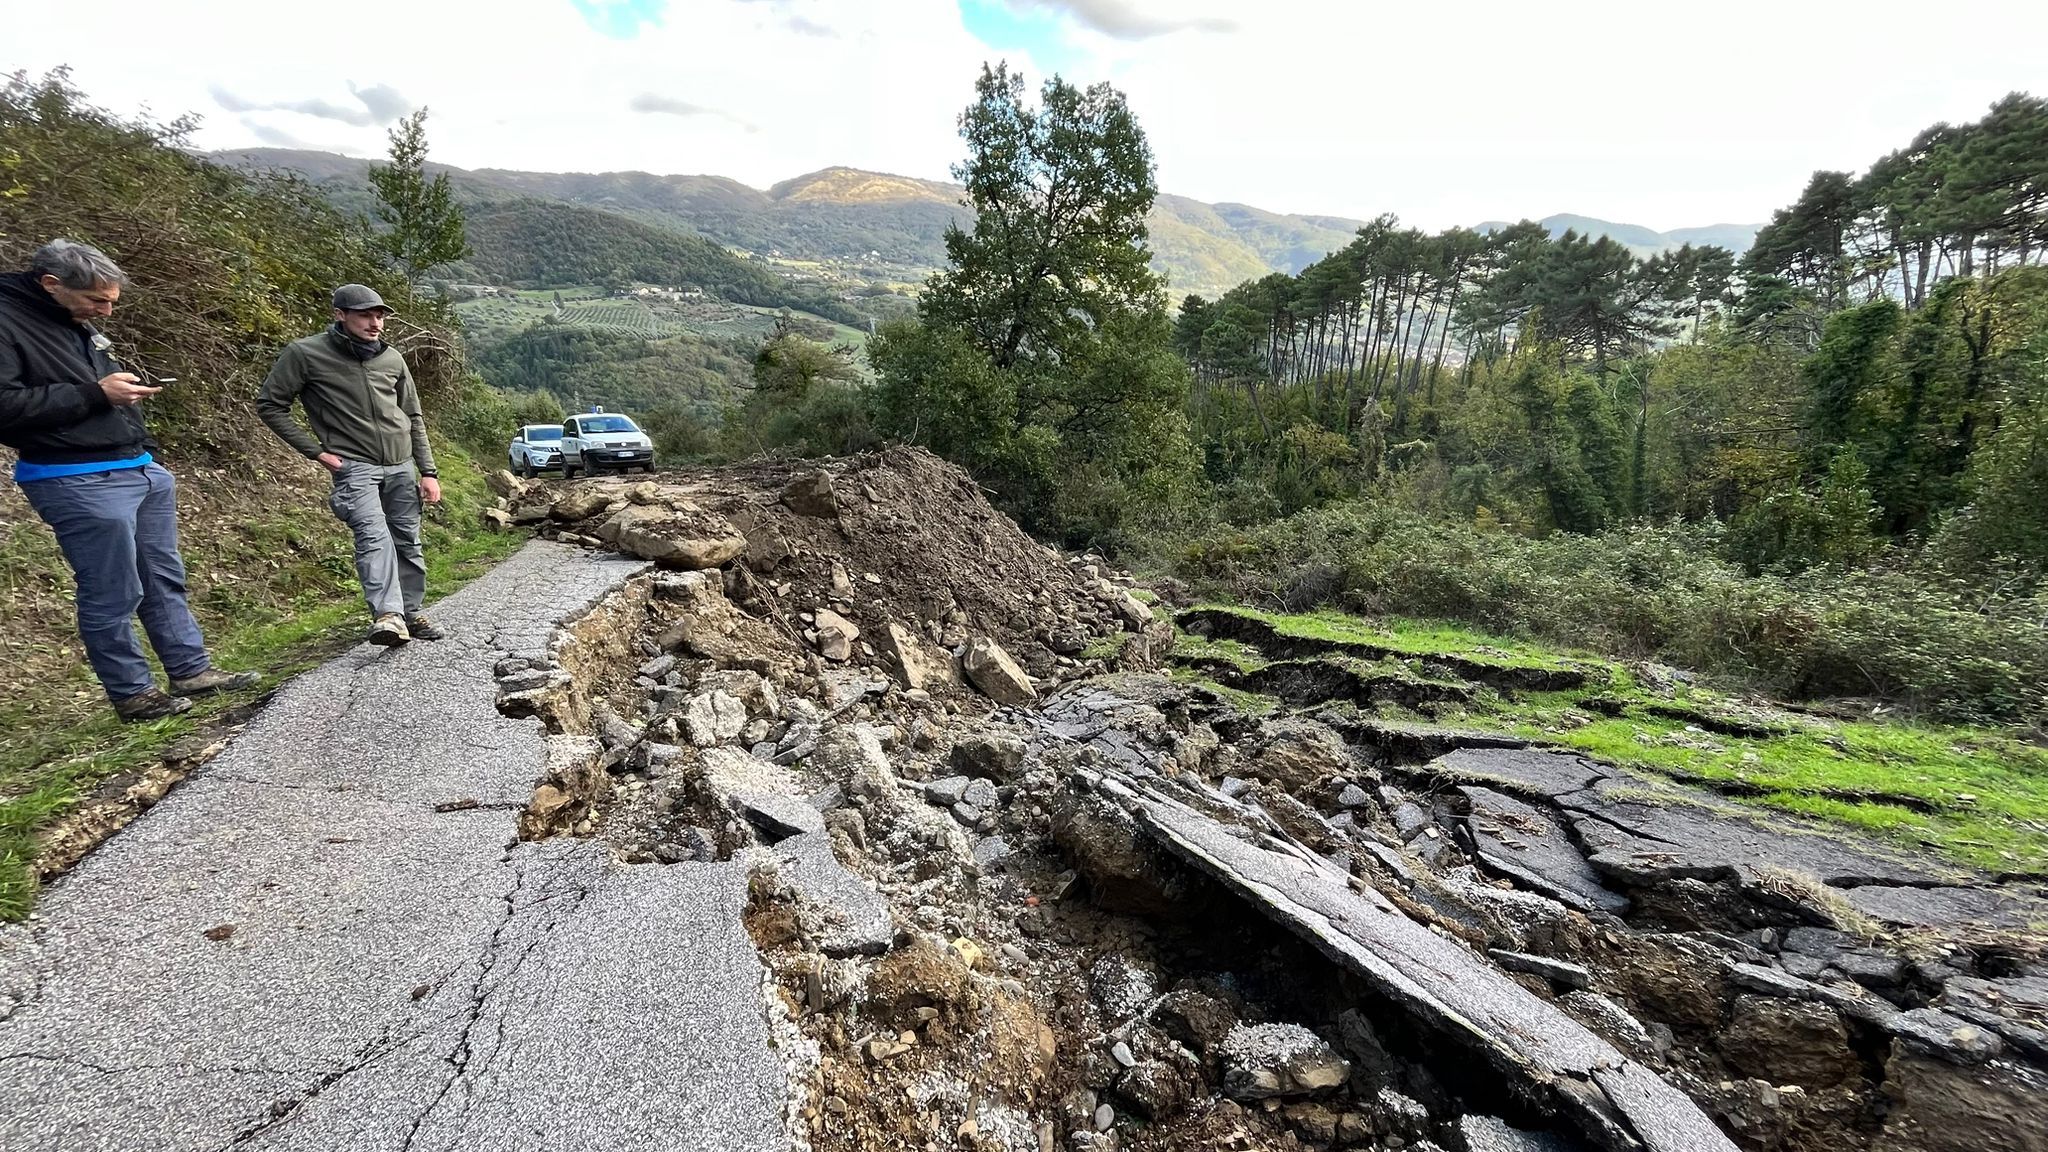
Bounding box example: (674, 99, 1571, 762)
(1169, 633, 1267, 672)
(1189, 602, 2048, 872)
(0, 452, 526, 920)
(1198, 603, 1580, 673)
(1167, 667, 1280, 715)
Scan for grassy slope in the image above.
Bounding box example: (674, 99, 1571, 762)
(1173, 605, 2048, 872)
(0, 448, 524, 919)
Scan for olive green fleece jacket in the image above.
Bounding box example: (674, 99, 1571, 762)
(257, 327, 438, 474)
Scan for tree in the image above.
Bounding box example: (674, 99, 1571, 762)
(920, 63, 1161, 371)
(367, 109, 469, 301)
(873, 64, 1193, 542)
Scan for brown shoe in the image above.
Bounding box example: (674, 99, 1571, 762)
(113, 688, 193, 723)
(170, 667, 261, 696)
(404, 614, 446, 641)
(369, 614, 411, 646)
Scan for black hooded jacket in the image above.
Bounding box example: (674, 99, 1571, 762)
(0, 271, 152, 465)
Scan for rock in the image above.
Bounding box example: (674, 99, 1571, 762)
(1282, 1101, 1341, 1146)
(597, 502, 746, 569)
(1716, 994, 1859, 1088)
(733, 790, 826, 841)
(1115, 1062, 1189, 1121)
(1874, 1049, 2048, 1152)
(1250, 720, 1353, 790)
(741, 523, 791, 573)
(1333, 1009, 1402, 1085)
(1886, 1008, 2005, 1065)
(484, 469, 523, 499)
(924, 776, 973, 807)
(962, 777, 999, 812)
(781, 469, 839, 518)
(973, 836, 1015, 870)
(880, 620, 950, 691)
(951, 732, 1027, 780)
(1113, 592, 1153, 630)
(637, 654, 676, 680)
(1390, 802, 1433, 841)
(1487, 949, 1593, 990)
(1110, 1041, 1136, 1068)
(549, 487, 614, 521)
(950, 802, 983, 827)
(813, 609, 859, 662)
(1217, 1022, 1350, 1099)
(681, 690, 747, 747)
(963, 636, 1037, 706)
(1456, 1116, 1576, 1152)
(1937, 976, 2048, 1061)
(481, 507, 514, 532)
(1092, 1104, 1114, 1131)
(696, 669, 780, 720)
(1558, 991, 1656, 1058)
(1336, 783, 1372, 809)
(1150, 988, 1238, 1057)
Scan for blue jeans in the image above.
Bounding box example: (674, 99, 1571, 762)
(22, 463, 212, 701)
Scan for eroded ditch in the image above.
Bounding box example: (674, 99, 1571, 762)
(480, 448, 2048, 1152)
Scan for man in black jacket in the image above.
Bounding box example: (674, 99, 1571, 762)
(0, 239, 256, 721)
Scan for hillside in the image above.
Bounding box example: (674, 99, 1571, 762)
(209, 150, 1375, 294)
(1476, 212, 1761, 256)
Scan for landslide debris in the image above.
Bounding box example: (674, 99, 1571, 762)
(482, 448, 2048, 1152)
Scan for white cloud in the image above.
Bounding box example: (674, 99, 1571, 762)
(4, 0, 2044, 232)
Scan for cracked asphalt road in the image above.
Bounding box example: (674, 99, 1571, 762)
(0, 542, 792, 1152)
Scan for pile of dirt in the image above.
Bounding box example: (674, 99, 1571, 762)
(501, 446, 1167, 684)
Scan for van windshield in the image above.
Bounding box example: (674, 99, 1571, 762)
(525, 426, 562, 442)
(579, 416, 638, 433)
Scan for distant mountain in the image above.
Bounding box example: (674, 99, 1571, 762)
(1475, 214, 1761, 258)
(209, 149, 1363, 295)
(208, 149, 1758, 294)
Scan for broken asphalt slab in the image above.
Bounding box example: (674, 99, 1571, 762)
(0, 541, 792, 1152)
(1082, 767, 1737, 1152)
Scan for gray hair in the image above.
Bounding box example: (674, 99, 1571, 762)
(29, 239, 130, 290)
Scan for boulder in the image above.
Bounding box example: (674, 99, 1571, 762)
(781, 469, 839, 519)
(481, 507, 514, 532)
(950, 732, 1027, 781)
(597, 502, 745, 569)
(549, 487, 615, 522)
(681, 690, 747, 747)
(485, 469, 523, 499)
(813, 609, 859, 662)
(880, 620, 950, 691)
(1217, 1022, 1350, 1099)
(963, 636, 1036, 706)
(1715, 994, 1859, 1088)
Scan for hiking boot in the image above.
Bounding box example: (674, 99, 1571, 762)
(404, 614, 446, 641)
(169, 667, 261, 696)
(113, 688, 193, 723)
(369, 614, 411, 646)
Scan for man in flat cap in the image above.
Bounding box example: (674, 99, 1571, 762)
(258, 284, 444, 647)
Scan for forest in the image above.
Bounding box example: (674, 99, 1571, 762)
(707, 72, 2048, 725)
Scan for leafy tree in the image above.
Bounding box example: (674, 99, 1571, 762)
(873, 64, 1194, 542)
(921, 62, 1161, 371)
(367, 109, 470, 300)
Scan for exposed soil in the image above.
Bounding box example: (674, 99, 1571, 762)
(486, 447, 2048, 1152)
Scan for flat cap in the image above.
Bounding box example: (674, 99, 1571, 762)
(331, 283, 391, 312)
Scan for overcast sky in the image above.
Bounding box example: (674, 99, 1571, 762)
(8, 0, 2043, 232)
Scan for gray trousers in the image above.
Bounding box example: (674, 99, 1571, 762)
(328, 460, 425, 620)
